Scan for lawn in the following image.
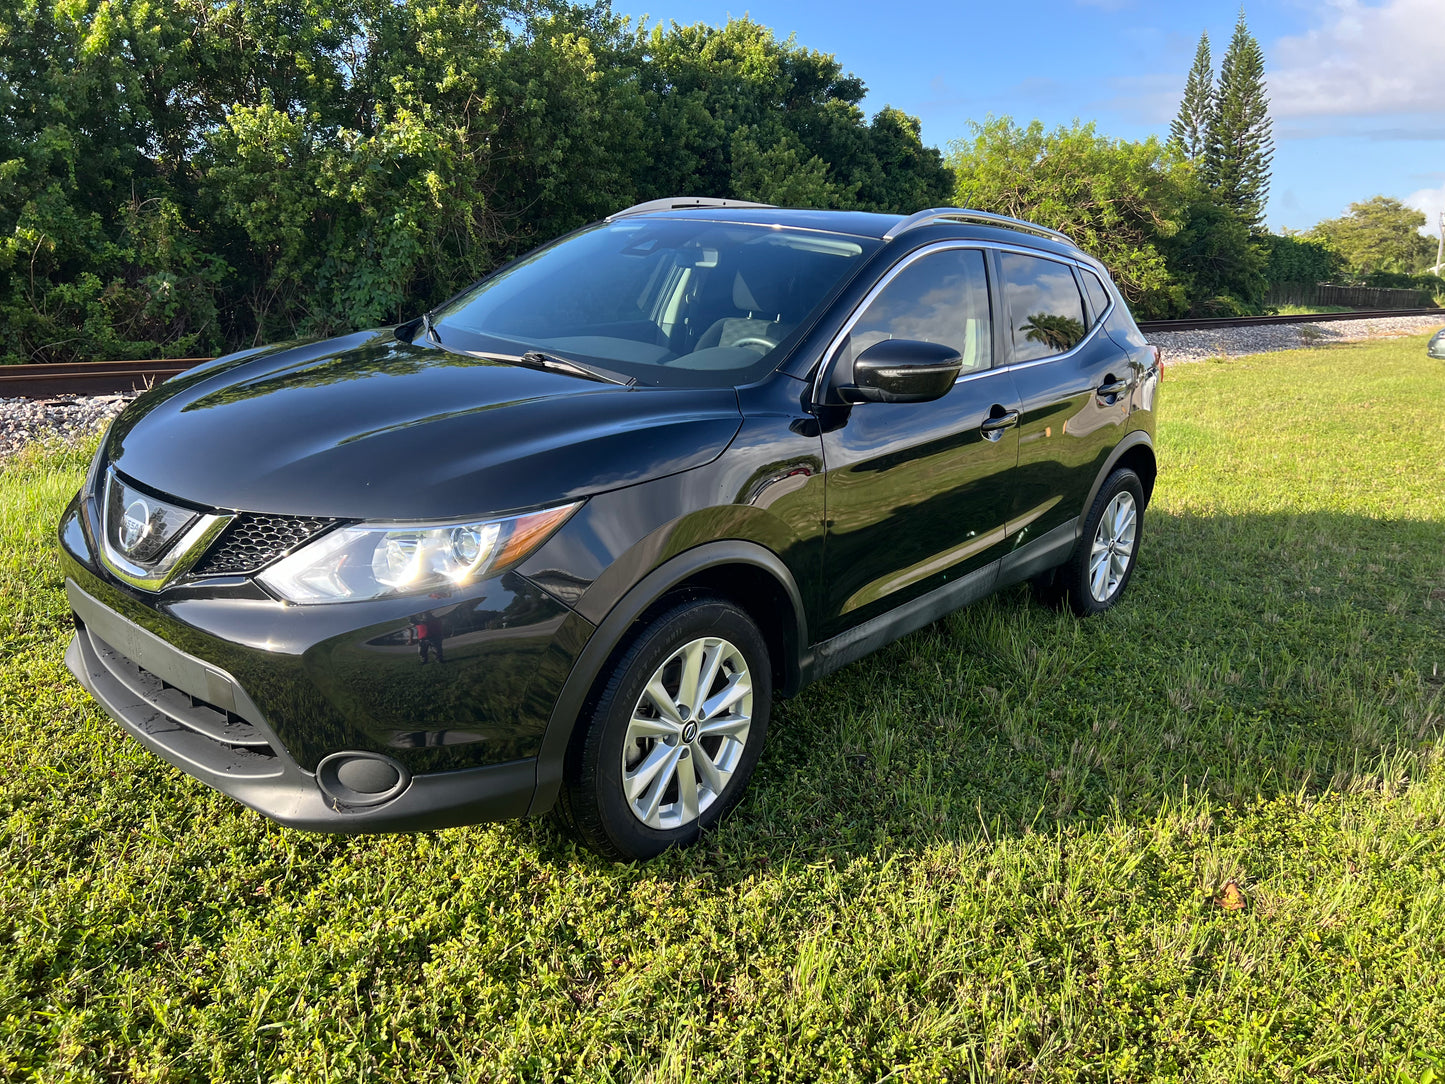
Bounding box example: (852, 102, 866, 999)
(2, 336, 1443, 1082)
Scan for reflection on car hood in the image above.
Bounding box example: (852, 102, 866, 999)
(103, 330, 744, 519)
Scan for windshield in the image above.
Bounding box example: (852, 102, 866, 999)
(432, 219, 877, 386)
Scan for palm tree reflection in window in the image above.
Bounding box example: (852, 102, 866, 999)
(1019, 313, 1086, 353)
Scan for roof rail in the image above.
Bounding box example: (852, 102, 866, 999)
(884, 207, 1074, 245)
(606, 196, 777, 221)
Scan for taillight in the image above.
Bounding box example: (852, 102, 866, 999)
(1149, 344, 1163, 379)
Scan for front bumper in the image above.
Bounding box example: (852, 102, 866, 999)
(65, 579, 537, 831)
(58, 482, 598, 831)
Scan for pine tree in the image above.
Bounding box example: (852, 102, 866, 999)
(1205, 11, 1273, 233)
(1169, 32, 1213, 163)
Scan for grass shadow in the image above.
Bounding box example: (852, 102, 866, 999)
(521, 504, 1444, 876)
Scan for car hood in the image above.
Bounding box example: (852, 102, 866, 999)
(103, 329, 744, 519)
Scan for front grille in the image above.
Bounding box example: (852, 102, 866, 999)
(76, 622, 282, 778)
(191, 513, 336, 575)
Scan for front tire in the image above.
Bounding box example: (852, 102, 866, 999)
(555, 597, 771, 860)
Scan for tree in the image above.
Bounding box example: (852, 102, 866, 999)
(1160, 185, 1267, 315)
(1259, 233, 1343, 286)
(1205, 12, 1273, 233)
(1169, 32, 1213, 164)
(1306, 197, 1437, 276)
(1, 4, 957, 363)
(630, 19, 951, 213)
(948, 118, 1192, 317)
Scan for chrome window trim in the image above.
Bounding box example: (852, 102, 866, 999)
(811, 240, 1112, 403)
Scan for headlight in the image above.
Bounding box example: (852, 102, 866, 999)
(257, 502, 581, 604)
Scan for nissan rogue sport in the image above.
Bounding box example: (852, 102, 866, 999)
(60, 198, 1161, 860)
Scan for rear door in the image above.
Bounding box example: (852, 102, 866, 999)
(996, 252, 1135, 544)
(818, 245, 1021, 639)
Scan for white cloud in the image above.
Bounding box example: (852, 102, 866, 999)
(1405, 184, 1445, 243)
(1269, 0, 1445, 118)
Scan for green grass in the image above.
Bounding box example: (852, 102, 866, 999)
(3, 336, 1444, 1082)
(1269, 304, 1355, 316)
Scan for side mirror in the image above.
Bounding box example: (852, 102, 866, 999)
(838, 339, 964, 404)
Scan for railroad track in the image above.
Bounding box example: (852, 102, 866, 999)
(0, 358, 210, 399)
(3, 307, 1442, 398)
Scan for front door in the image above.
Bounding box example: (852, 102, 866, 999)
(819, 246, 1020, 639)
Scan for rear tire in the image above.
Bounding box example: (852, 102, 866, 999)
(554, 597, 771, 860)
(1056, 467, 1144, 617)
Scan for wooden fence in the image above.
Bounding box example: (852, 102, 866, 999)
(1266, 282, 1438, 309)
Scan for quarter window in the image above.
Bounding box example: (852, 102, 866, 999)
(839, 248, 992, 374)
(999, 252, 1087, 362)
(1080, 268, 1112, 323)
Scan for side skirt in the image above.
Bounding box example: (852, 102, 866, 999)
(800, 516, 1079, 686)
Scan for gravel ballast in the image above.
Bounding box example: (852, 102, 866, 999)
(1, 393, 136, 462)
(1147, 313, 1443, 363)
(2, 314, 1442, 463)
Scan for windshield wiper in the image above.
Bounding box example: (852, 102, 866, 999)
(421, 310, 443, 345)
(515, 350, 635, 387)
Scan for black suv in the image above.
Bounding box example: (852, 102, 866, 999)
(60, 199, 1160, 859)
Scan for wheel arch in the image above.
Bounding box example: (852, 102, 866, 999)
(528, 541, 807, 816)
(1082, 431, 1156, 516)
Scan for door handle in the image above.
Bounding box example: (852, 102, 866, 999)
(978, 409, 1020, 439)
(1096, 378, 1132, 397)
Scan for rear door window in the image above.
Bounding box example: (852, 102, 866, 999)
(999, 252, 1087, 362)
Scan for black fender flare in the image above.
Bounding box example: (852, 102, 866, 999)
(527, 540, 807, 816)
(1080, 430, 1156, 529)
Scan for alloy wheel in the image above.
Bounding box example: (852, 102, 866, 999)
(621, 635, 753, 830)
(1088, 491, 1138, 602)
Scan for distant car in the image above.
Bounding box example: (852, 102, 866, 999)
(59, 198, 1161, 860)
(1429, 327, 1445, 359)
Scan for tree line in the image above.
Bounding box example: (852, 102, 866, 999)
(1, 2, 1437, 365)
(949, 14, 1440, 319)
(0, 0, 953, 364)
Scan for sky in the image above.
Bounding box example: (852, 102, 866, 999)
(634, 0, 1445, 240)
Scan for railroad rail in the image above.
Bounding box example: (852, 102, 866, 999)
(0, 358, 210, 398)
(3, 307, 1442, 398)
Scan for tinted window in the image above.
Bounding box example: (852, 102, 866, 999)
(999, 252, 1087, 362)
(433, 220, 875, 387)
(1080, 268, 1112, 323)
(839, 248, 992, 374)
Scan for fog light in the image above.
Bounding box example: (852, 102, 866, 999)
(315, 752, 411, 807)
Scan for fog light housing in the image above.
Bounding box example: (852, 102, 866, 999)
(315, 752, 411, 808)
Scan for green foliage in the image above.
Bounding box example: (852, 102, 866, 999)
(1161, 183, 1268, 315)
(4, 338, 1445, 1078)
(0, 0, 228, 362)
(948, 118, 1192, 318)
(630, 20, 951, 214)
(1307, 197, 1438, 278)
(1260, 232, 1345, 286)
(0, 3, 951, 364)
(1204, 13, 1273, 234)
(1360, 269, 1445, 291)
(1169, 32, 1213, 163)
